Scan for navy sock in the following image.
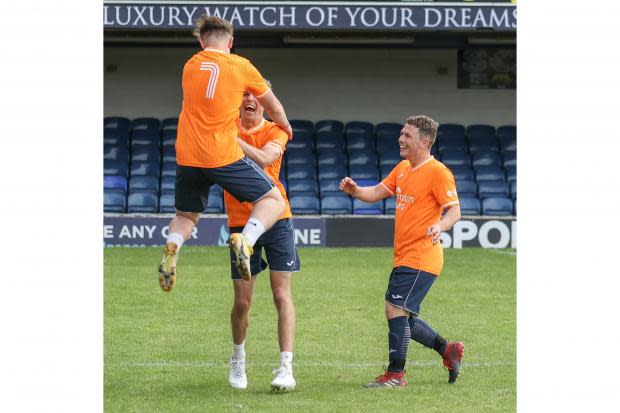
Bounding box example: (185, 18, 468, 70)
(387, 316, 410, 373)
(409, 316, 446, 356)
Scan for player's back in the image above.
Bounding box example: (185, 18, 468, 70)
(176, 50, 269, 169)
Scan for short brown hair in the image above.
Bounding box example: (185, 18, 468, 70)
(405, 115, 439, 147)
(193, 15, 233, 42)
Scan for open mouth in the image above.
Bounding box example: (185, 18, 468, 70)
(244, 105, 256, 113)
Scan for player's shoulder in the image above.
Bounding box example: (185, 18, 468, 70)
(429, 158, 455, 177)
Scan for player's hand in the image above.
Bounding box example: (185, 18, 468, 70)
(339, 177, 358, 195)
(283, 123, 293, 140)
(427, 224, 442, 245)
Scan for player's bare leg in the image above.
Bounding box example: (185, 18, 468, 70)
(269, 270, 296, 391)
(229, 278, 256, 389)
(158, 211, 199, 292)
(229, 187, 285, 280)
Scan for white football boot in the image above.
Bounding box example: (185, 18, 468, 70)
(270, 362, 296, 391)
(229, 357, 247, 389)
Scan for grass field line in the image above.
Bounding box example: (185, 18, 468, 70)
(107, 360, 514, 369)
(489, 249, 517, 256)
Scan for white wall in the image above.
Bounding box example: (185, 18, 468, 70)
(104, 46, 515, 126)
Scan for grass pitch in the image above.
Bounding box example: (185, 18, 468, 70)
(104, 247, 515, 413)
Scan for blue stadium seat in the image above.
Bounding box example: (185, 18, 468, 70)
(129, 176, 159, 192)
(104, 190, 126, 213)
(289, 195, 320, 215)
(286, 135, 314, 151)
(104, 145, 129, 162)
(353, 198, 383, 215)
(287, 179, 318, 195)
(348, 150, 377, 167)
(349, 165, 379, 181)
(472, 151, 502, 168)
(315, 120, 344, 134)
(104, 175, 127, 192)
(346, 134, 374, 151)
(468, 134, 498, 149)
(161, 129, 177, 147)
(317, 151, 345, 167)
(502, 150, 516, 167)
(456, 180, 477, 197)
(159, 192, 175, 213)
(160, 176, 176, 192)
(104, 160, 129, 177)
(449, 165, 475, 181)
(345, 121, 374, 138)
(104, 116, 131, 132)
(205, 192, 224, 213)
(440, 150, 471, 167)
(321, 195, 352, 215)
(482, 197, 514, 216)
(497, 125, 516, 139)
(131, 130, 160, 147)
(161, 117, 178, 131)
(162, 146, 176, 163)
(287, 164, 316, 180)
(315, 132, 345, 151)
(505, 166, 516, 182)
(510, 182, 517, 200)
(319, 179, 341, 195)
(437, 123, 465, 139)
(380, 164, 396, 179)
(469, 143, 500, 154)
(376, 141, 400, 157)
(209, 184, 223, 196)
(384, 197, 396, 214)
(459, 196, 481, 215)
(161, 162, 177, 177)
(287, 151, 316, 167)
(356, 179, 379, 188)
(318, 164, 347, 180)
(379, 151, 402, 167)
(132, 146, 161, 163)
(290, 119, 314, 135)
(131, 117, 161, 134)
(127, 190, 158, 213)
(499, 135, 516, 151)
(467, 124, 496, 138)
(437, 135, 468, 152)
(104, 128, 129, 147)
(475, 166, 504, 182)
(478, 181, 509, 199)
(131, 161, 159, 177)
(375, 122, 401, 140)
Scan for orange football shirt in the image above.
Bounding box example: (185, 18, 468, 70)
(381, 157, 460, 276)
(224, 119, 292, 227)
(175, 49, 270, 168)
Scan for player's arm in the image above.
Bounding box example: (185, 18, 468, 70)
(339, 177, 392, 202)
(256, 90, 293, 139)
(427, 204, 461, 245)
(237, 138, 281, 169)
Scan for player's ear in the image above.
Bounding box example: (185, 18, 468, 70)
(228, 36, 234, 49)
(198, 36, 205, 49)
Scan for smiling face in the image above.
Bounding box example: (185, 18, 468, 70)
(398, 123, 431, 159)
(239, 91, 264, 123)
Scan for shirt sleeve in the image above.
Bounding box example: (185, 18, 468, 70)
(243, 59, 270, 98)
(432, 167, 460, 208)
(263, 125, 288, 155)
(380, 163, 400, 196)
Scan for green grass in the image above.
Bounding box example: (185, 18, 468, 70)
(104, 247, 516, 413)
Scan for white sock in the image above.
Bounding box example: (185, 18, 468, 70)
(280, 351, 293, 367)
(232, 342, 246, 360)
(241, 217, 266, 246)
(166, 232, 184, 250)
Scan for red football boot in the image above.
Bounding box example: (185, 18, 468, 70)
(364, 370, 407, 388)
(443, 341, 465, 383)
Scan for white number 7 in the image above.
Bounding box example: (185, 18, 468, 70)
(199, 62, 219, 99)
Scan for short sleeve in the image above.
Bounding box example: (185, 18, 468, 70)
(263, 125, 288, 154)
(243, 59, 270, 98)
(432, 167, 460, 208)
(380, 163, 401, 196)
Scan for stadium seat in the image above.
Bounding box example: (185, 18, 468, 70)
(290, 119, 314, 135)
(510, 181, 517, 200)
(104, 160, 129, 177)
(440, 150, 471, 167)
(131, 117, 161, 134)
(161, 129, 177, 147)
(356, 179, 379, 188)
(205, 192, 224, 213)
(159, 192, 175, 213)
(161, 162, 177, 177)
(456, 180, 477, 197)
(286, 135, 314, 151)
(437, 123, 465, 139)
(384, 197, 396, 214)
(379, 151, 402, 167)
(318, 164, 347, 180)
(345, 121, 374, 137)
(129, 176, 159, 192)
(459, 196, 482, 215)
(499, 135, 517, 151)
(321, 195, 352, 215)
(131, 146, 161, 163)
(104, 128, 129, 147)
(475, 166, 505, 182)
(346, 134, 374, 151)
(349, 165, 379, 181)
(287, 179, 318, 195)
(287, 151, 316, 167)
(160, 176, 176, 192)
(104, 116, 131, 132)
(315, 132, 345, 151)
(287, 164, 316, 180)
(348, 150, 377, 167)
(482, 197, 514, 216)
(497, 125, 516, 139)
(104, 145, 129, 162)
(380, 164, 395, 179)
(437, 135, 468, 152)
(315, 120, 344, 135)
(449, 165, 475, 181)
(319, 179, 341, 195)
(376, 141, 400, 157)
(104, 175, 127, 192)
(161, 117, 178, 131)
(478, 181, 509, 199)
(127, 190, 158, 213)
(375, 122, 401, 140)
(503, 150, 516, 167)
(353, 198, 383, 215)
(130, 161, 160, 177)
(467, 124, 496, 138)
(505, 166, 516, 182)
(162, 146, 176, 163)
(289, 195, 320, 215)
(131, 130, 160, 147)
(317, 151, 346, 167)
(472, 151, 502, 168)
(104, 190, 126, 213)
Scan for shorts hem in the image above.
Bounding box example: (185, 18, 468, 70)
(385, 300, 419, 317)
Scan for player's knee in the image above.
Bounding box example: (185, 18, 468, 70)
(175, 210, 200, 225)
(272, 288, 292, 309)
(233, 297, 252, 315)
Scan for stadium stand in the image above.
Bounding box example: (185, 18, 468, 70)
(459, 196, 482, 215)
(353, 198, 384, 215)
(127, 191, 159, 213)
(321, 195, 352, 215)
(290, 194, 320, 215)
(482, 197, 514, 216)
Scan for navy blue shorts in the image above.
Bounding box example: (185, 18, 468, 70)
(385, 266, 437, 316)
(175, 157, 274, 213)
(229, 218, 300, 280)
